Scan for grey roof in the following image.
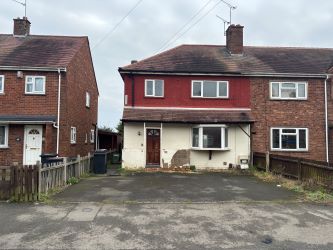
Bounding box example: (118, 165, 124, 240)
(0, 115, 56, 123)
(119, 45, 333, 75)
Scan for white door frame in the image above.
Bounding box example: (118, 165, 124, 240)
(23, 125, 43, 165)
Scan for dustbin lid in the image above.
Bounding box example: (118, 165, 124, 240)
(94, 149, 108, 155)
(40, 153, 58, 158)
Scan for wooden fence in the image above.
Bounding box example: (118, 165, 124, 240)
(253, 152, 333, 187)
(0, 153, 93, 201)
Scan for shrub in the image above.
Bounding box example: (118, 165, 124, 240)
(190, 165, 196, 171)
(67, 177, 79, 185)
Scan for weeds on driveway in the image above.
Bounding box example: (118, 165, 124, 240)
(251, 168, 333, 203)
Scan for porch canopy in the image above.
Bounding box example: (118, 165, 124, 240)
(122, 108, 254, 124)
(0, 115, 56, 124)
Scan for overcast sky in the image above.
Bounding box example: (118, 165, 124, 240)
(1, 0, 332, 129)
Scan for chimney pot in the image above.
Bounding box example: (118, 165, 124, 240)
(226, 24, 244, 55)
(13, 17, 31, 36)
(131, 60, 138, 64)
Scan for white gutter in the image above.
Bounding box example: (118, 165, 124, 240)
(0, 66, 66, 72)
(325, 75, 330, 163)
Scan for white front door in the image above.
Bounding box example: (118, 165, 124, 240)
(24, 125, 43, 165)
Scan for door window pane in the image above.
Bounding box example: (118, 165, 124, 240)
(272, 129, 280, 148)
(203, 81, 217, 97)
(299, 129, 307, 149)
(219, 82, 228, 97)
(203, 127, 221, 148)
(282, 134, 297, 149)
(192, 128, 199, 147)
(271, 83, 279, 97)
(298, 84, 306, 98)
(192, 82, 201, 96)
(155, 80, 163, 97)
(146, 81, 153, 96)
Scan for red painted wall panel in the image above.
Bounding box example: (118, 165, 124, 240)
(123, 74, 250, 108)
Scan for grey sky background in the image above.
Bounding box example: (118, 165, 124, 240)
(1, 0, 332, 129)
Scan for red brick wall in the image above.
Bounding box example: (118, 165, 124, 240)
(123, 74, 250, 108)
(60, 39, 98, 157)
(250, 77, 327, 161)
(0, 39, 98, 165)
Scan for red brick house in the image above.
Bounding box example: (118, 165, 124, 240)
(119, 24, 333, 169)
(0, 17, 99, 166)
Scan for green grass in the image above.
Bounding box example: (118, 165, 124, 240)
(251, 166, 333, 203)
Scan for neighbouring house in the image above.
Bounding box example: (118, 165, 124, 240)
(98, 129, 122, 152)
(119, 24, 333, 169)
(0, 17, 99, 166)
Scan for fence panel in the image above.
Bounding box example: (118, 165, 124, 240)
(11, 166, 39, 202)
(253, 152, 333, 188)
(0, 166, 12, 200)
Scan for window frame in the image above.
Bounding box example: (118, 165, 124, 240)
(270, 127, 308, 151)
(90, 129, 95, 143)
(191, 124, 229, 151)
(0, 125, 9, 148)
(70, 127, 77, 144)
(0, 75, 4, 94)
(191, 80, 229, 99)
(144, 79, 164, 98)
(86, 92, 90, 108)
(270, 81, 308, 100)
(25, 76, 46, 95)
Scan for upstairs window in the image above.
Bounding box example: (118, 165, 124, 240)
(145, 79, 164, 97)
(86, 92, 90, 108)
(271, 128, 308, 151)
(0, 125, 8, 148)
(270, 82, 307, 100)
(0, 75, 4, 94)
(192, 80, 228, 98)
(192, 125, 229, 150)
(70, 127, 77, 144)
(25, 76, 46, 94)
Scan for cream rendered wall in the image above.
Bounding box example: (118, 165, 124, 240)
(122, 122, 250, 169)
(122, 123, 145, 168)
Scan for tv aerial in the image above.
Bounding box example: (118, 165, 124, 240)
(216, 0, 237, 36)
(12, 0, 27, 17)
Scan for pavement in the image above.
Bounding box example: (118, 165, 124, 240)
(54, 172, 297, 203)
(1, 173, 333, 249)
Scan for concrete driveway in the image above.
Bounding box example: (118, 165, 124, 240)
(54, 172, 297, 203)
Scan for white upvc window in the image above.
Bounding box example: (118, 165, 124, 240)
(192, 80, 229, 98)
(90, 129, 95, 143)
(271, 128, 308, 151)
(0, 125, 8, 148)
(25, 76, 46, 94)
(86, 92, 90, 108)
(192, 125, 229, 150)
(270, 82, 307, 100)
(70, 127, 77, 144)
(145, 79, 164, 97)
(0, 75, 4, 94)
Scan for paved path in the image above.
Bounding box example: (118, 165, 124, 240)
(54, 172, 297, 203)
(0, 202, 332, 249)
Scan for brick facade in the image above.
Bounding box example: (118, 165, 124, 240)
(0, 40, 98, 165)
(250, 77, 327, 161)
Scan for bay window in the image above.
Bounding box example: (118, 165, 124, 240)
(271, 128, 308, 151)
(192, 80, 228, 98)
(192, 125, 229, 150)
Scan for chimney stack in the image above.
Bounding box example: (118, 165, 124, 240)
(226, 24, 244, 55)
(13, 17, 31, 36)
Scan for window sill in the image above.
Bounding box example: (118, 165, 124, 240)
(144, 96, 165, 99)
(25, 93, 46, 96)
(191, 147, 230, 151)
(0, 146, 9, 149)
(191, 97, 229, 99)
(270, 98, 307, 101)
(270, 149, 308, 152)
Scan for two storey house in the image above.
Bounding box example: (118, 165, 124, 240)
(119, 24, 333, 169)
(0, 17, 99, 166)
